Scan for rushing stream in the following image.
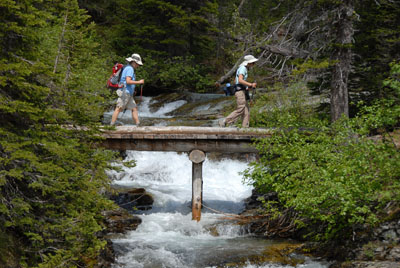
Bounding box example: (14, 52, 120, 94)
(105, 94, 330, 268)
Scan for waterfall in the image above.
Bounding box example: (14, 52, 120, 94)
(107, 95, 330, 268)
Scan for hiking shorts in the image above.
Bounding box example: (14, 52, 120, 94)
(116, 89, 137, 110)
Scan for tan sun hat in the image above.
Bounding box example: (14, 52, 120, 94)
(240, 55, 258, 66)
(126, 53, 143, 65)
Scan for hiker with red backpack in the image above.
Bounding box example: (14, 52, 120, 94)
(107, 62, 124, 90)
(110, 53, 144, 126)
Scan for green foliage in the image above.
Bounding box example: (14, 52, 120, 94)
(1, 0, 399, 264)
(348, 0, 400, 103)
(353, 99, 400, 135)
(243, 0, 297, 32)
(245, 117, 400, 240)
(95, 0, 218, 59)
(250, 81, 326, 128)
(291, 59, 331, 76)
(352, 62, 400, 134)
(383, 61, 400, 99)
(131, 55, 215, 92)
(245, 63, 400, 241)
(157, 56, 215, 92)
(0, 0, 117, 266)
(78, 0, 220, 92)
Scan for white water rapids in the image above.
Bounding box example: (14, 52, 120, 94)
(105, 95, 330, 268)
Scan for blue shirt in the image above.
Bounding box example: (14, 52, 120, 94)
(235, 65, 248, 85)
(120, 65, 136, 95)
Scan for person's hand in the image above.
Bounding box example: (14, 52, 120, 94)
(138, 79, 144, 85)
(252, 82, 257, 88)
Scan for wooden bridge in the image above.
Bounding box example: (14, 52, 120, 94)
(101, 126, 272, 153)
(101, 126, 272, 221)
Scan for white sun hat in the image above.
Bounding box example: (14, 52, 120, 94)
(126, 53, 143, 65)
(240, 55, 258, 66)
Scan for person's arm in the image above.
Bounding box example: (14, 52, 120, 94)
(238, 74, 256, 89)
(126, 76, 144, 85)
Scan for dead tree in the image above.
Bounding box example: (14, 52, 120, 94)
(215, 10, 311, 85)
(217, 0, 355, 123)
(215, 3, 319, 86)
(330, 0, 354, 121)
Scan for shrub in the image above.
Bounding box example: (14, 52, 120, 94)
(244, 66, 400, 240)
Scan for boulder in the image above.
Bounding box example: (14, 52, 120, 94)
(109, 187, 154, 212)
(102, 208, 142, 234)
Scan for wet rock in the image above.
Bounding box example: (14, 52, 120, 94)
(96, 207, 142, 267)
(206, 242, 306, 268)
(244, 189, 278, 211)
(95, 239, 115, 268)
(206, 226, 220, 237)
(117, 150, 128, 160)
(339, 261, 400, 268)
(102, 208, 142, 234)
(382, 229, 399, 243)
(150, 91, 232, 120)
(109, 187, 154, 212)
(387, 246, 400, 262)
(149, 92, 186, 113)
(261, 243, 306, 266)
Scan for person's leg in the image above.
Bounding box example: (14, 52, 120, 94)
(131, 107, 140, 125)
(111, 89, 127, 125)
(125, 95, 139, 125)
(110, 107, 122, 125)
(224, 90, 246, 125)
(242, 100, 250, 127)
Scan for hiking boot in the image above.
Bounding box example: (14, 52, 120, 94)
(111, 121, 123, 126)
(227, 125, 238, 129)
(218, 119, 226, 127)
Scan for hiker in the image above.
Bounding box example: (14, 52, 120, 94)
(110, 53, 144, 126)
(219, 55, 258, 128)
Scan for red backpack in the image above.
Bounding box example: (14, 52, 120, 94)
(106, 63, 124, 89)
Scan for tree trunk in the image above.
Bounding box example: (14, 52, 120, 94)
(330, 0, 354, 122)
(53, 12, 68, 73)
(238, 0, 247, 13)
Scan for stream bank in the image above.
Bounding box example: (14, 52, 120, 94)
(240, 189, 400, 268)
(100, 151, 329, 268)
(97, 188, 400, 267)
(99, 92, 399, 268)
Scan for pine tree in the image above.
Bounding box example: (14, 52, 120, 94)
(0, 0, 115, 266)
(352, 0, 400, 103)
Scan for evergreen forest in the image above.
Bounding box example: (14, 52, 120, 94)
(1, 0, 399, 267)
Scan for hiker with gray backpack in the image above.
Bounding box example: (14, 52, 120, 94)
(219, 55, 258, 128)
(110, 53, 144, 126)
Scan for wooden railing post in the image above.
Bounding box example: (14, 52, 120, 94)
(189, 149, 206, 221)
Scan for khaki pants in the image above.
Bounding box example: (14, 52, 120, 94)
(225, 90, 249, 127)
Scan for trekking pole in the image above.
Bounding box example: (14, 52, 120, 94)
(250, 80, 257, 105)
(140, 83, 143, 101)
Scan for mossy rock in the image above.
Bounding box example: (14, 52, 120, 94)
(217, 242, 305, 267)
(102, 208, 142, 233)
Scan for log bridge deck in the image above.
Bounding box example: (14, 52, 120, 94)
(101, 126, 272, 221)
(101, 126, 272, 153)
